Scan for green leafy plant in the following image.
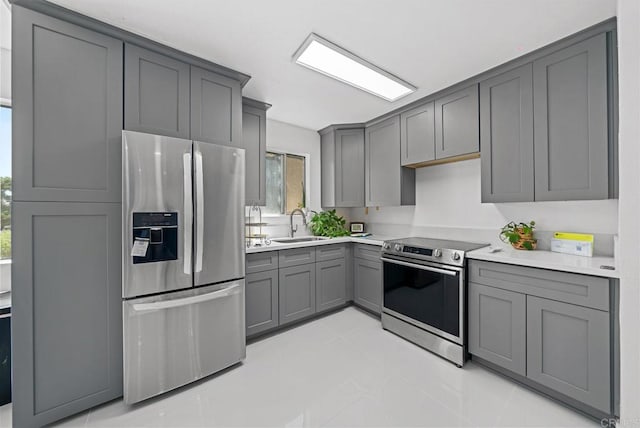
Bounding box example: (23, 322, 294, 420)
(500, 220, 537, 250)
(309, 210, 350, 238)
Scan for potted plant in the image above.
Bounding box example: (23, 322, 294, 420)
(500, 220, 537, 250)
(309, 210, 350, 238)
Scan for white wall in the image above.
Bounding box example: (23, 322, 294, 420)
(616, 0, 640, 423)
(0, 47, 10, 104)
(351, 158, 618, 236)
(246, 118, 322, 239)
(265, 118, 321, 212)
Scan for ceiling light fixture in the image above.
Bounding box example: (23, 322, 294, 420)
(293, 33, 416, 102)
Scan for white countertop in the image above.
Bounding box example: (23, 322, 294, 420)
(246, 235, 619, 279)
(245, 235, 393, 253)
(467, 245, 619, 278)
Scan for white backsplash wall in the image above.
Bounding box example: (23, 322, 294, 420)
(350, 158, 618, 253)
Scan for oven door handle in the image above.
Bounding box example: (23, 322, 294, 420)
(380, 257, 460, 276)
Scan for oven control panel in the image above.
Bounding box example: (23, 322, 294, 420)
(382, 242, 466, 266)
(402, 246, 433, 257)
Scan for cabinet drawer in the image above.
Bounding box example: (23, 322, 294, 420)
(353, 244, 382, 262)
(316, 244, 347, 262)
(278, 247, 316, 268)
(469, 260, 609, 311)
(246, 252, 278, 274)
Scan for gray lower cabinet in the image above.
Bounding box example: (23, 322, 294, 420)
(468, 260, 613, 416)
(434, 84, 480, 159)
(533, 33, 609, 201)
(400, 101, 435, 166)
(13, 6, 123, 203)
(480, 64, 534, 203)
(468, 283, 526, 376)
(246, 270, 279, 337)
(353, 257, 382, 315)
(11, 202, 122, 428)
(365, 116, 415, 207)
(279, 264, 317, 325)
(527, 296, 610, 413)
(124, 43, 190, 139)
(191, 66, 242, 147)
(320, 126, 365, 208)
(243, 99, 270, 206)
(316, 259, 347, 312)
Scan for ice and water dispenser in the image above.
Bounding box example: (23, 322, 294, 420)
(131, 212, 178, 264)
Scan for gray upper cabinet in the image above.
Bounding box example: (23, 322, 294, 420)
(191, 66, 242, 147)
(320, 126, 365, 208)
(469, 283, 526, 376)
(11, 201, 122, 428)
(527, 296, 611, 413)
(533, 34, 609, 201)
(335, 129, 365, 207)
(13, 7, 123, 203)
(365, 116, 415, 207)
(124, 43, 190, 139)
(279, 263, 316, 325)
(480, 64, 534, 203)
(316, 259, 347, 312)
(243, 99, 270, 205)
(434, 84, 480, 159)
(246, 269, 279, 337)
(400, 102, 435, 166)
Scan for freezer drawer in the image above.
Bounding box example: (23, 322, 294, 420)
(123, 280, 245, 404)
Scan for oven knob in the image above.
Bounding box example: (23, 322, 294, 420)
(452, 252, 461, 261)
(394, 244, 402, 252)
(382, 243, 390, 250)
(433, 249, 442, 257)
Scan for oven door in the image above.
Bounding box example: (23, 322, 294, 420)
(382, 256, 464, 345)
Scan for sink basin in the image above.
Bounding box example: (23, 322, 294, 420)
(271, 237, 330, 243)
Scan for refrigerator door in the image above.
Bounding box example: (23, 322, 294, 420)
(123, 130, 194, 298)
(193, 142, 245, 286)
(123, 280, 245, 404)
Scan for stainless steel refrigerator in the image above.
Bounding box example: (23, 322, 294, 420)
(121, 130, 245, 404)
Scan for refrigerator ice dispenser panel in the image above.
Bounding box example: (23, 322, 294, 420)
(132, 212, 178, 264)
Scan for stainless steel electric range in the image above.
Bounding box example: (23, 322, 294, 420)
(381, 237, 489, 367)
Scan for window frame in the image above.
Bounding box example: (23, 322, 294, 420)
(263, 149, 309, 217)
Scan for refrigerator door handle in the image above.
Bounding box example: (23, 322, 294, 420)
(131, 283, 241, 312)
(183, 152, 193, 275)
(194, 149, 205, 273)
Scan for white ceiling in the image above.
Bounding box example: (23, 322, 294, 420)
(48, 0, 616, 131)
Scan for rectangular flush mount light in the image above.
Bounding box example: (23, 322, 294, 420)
(293, 33, 416, 102)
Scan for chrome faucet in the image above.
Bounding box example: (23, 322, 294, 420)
(289, 208, 307, 238)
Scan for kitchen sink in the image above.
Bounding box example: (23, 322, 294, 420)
(271, 237, 330, 243)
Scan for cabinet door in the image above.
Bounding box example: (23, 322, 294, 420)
(11, 201, 122, 427)
(279, 264, 316, 325)
(354, 258, 382, 315)
(335, 129, 365, 207)
(321, 131, 336, 207)
(533, 34, 609, 201)
(13, 7, 123, 203)
(191, 66, 242, 147)
(468, 283, 526, 376)
(243, 104, 267, 205)
(124, 43, 190, 139)
(480, 65, 534, 202)
(435, 84, 479, 159)
(316, 259, 347, 312)
(365, 116, 401, 206)
(400, 102, 435, 166)
(527, 296, 610, 413)
(246, 270, 279, 337)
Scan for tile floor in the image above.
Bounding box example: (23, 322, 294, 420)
(0, 307, 597, 427)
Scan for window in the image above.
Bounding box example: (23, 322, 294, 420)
(264, 151, 306, 215)
(0, 105, 10, 260)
